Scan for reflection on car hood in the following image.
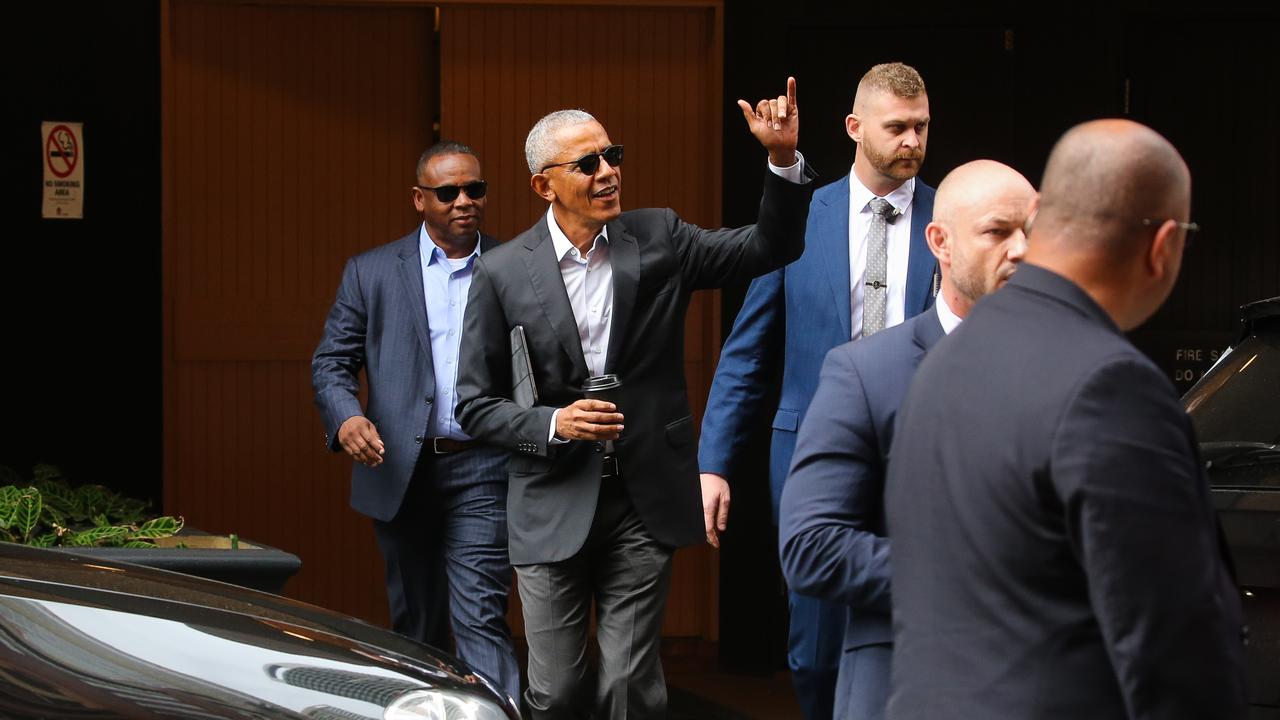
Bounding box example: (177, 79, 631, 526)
(0, 543, 519, 719)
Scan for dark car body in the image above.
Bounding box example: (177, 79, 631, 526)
(0, 542, 520, 719)
(1184, 297, 1280, 718)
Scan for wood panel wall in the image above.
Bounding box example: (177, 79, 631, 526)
(439, 2, 724, 642)
(163, 0, 436, 625)
(164, 0, 726, 646)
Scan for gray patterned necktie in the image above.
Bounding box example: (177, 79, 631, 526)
(862, 197, 897, 337)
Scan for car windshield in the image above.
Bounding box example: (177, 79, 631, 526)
(1184, 327, 1280, 491)
(1184, 331, 1280, 447)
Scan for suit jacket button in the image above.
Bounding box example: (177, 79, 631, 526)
(414, 435, 423, 444)
(593, 442, 603, 453)
(425, 396, 434, 404)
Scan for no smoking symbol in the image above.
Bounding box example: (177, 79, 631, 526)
(46, 124, 78, 178)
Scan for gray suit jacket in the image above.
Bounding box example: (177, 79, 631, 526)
(884, 264, 1246, 720)
(312, 231, 500, 521)
(781, 307, 944, 650)
(456, 169, 813, 565)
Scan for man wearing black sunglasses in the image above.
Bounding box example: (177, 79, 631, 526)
(312, 141, 519, 702)
(457, 78, 813, 719)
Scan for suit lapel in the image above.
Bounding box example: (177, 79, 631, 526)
(396, 231, 433, 358)
(905, 183, 937, 315)
(604, 221, 638, 374)
(817, 176, 853, 339)
(911, 307, 945, 357)
(523, 221, 590, 380)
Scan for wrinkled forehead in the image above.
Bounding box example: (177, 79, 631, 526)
(549, 120, 612, 161)
(961, 182, 1036, 228)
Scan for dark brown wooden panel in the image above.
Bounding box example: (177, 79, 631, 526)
(164, 0, 436, 625)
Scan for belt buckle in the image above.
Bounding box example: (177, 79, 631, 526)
(433, 437, 449, 455)
(601, 455, 619, 479)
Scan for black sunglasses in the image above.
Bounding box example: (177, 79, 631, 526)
(415, 180, 488, 203)
(540, 144, 624, 175)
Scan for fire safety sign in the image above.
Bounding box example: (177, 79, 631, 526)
(42, 121, 83, 219)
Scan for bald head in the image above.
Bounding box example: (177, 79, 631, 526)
(934, 160, 1035, 227)
(1033, 119, 1190, 255)
(1028, 119, 1193, 331)
(926, 160, 1036, 315)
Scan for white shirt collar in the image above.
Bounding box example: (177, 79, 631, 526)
(418, 223, 481, 266)
(849, 170, 916, 216)
(934, 290, 962, 335)
(547, 206, 609, 262)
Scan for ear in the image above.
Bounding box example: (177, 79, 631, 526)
(925, 221, 950, 266)
(531, 173, 556, 203)
(411, 187, 428, 213)
(1146, 218, 1180, 280)
(846, 113, 862, 143)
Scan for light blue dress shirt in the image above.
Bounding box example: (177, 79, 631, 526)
(419, 224, 481, 440)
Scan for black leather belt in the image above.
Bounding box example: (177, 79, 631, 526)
(433, 437, 480, 454)
(601, 454, 621, 479)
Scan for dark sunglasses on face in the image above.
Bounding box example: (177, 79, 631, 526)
(540, 144, 624, 175)
(415, 180, 488, 203)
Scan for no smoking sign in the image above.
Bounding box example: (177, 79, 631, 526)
(42, 121, 84, 219)
(46, 124, 79, 178)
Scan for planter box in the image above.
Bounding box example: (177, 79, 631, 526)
(53, 531, 301, 594)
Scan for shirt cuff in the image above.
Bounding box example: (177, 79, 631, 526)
(768, 150, 807, 183)
(548, 409, 569, 444)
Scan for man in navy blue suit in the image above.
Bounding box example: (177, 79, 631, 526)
(779, 160, 1035, 720)
(699, 62, 934, 719)
(886, 120, 1246, 719)
(311, 142, 519, 701)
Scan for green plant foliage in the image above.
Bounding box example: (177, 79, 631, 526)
(130, 516, 184, 540)
(0, 465, 182, 549)
(15, 489, 41, 541)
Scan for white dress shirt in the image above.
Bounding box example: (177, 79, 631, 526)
(419, 225, 481, 440)
(548, 155, 808, 441)
(849, 173, 916, 339)
(934, 288, 962, 335)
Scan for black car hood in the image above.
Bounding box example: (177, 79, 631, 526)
(0, 543, 517, 719)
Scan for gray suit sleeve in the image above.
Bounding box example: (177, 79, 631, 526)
(780, 346, 892, 613)
(1052, 357, 1246, 719)
(455, 255, 557, 456)
(311, 257, 368, 451)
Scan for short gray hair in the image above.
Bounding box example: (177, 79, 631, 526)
(525, 109, 596, 174)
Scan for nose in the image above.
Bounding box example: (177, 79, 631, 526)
(595, 155, 618, 179)
(901, 129, 921, 149)
(1007, 228, 1028, 262)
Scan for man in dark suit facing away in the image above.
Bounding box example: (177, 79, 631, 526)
(456, 78, 813, 719)
(885, 119, 1247, 719)
(312, 142, 519, 701)
(780, 159, 1035, 720)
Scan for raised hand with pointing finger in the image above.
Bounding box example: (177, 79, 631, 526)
(739, 76, 799, 168)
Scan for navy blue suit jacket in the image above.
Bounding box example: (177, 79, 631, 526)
(699, 174, 935, 518)
(780, 308, 944, 650)
(312, 231, 500, 521)
(885, 265, 1246, 720)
